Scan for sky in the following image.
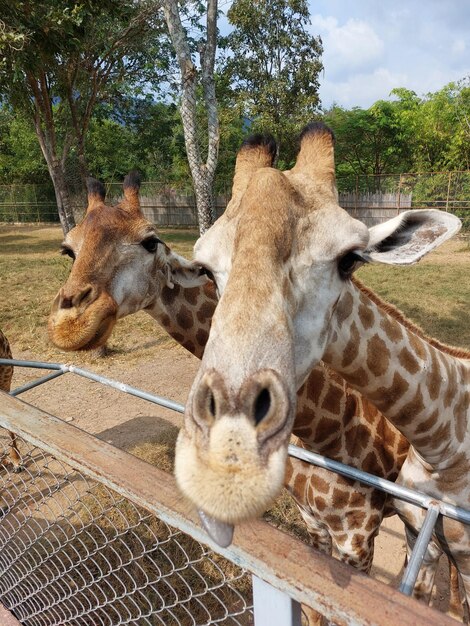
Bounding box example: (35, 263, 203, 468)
(309, 0, 469, 109)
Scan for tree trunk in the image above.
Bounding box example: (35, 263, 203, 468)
(49, 164, 76, 234)
(163, 0, 219, 235)
(192, 169, 215, 233)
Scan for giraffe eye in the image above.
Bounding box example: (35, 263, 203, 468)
(141, 236, 160, 253)
(198, 266, 216, 284)
(338, 251, 365, 278)
(60, 245, 75, 261)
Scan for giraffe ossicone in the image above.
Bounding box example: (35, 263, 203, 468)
(177, 124, 465, 554)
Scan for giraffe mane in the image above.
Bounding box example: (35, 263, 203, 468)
(353, 277, 470, 360)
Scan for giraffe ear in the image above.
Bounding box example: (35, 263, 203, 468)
(120, 171, 142, 213)
(164, 254, 210, 289)
(225, 134, 277, 218)
(365, 209, 462, 265)
(86, 177, 106, 212)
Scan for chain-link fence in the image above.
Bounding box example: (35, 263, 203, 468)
(0, 431, 251, 626)
(337, 171, 470, 230)
(1, 171, 469, 230)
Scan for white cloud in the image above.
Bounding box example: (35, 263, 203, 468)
(311, 15, 384, 74)
(320, 67, 408, 109)
(451, 39, 466, 56)
(309, 1, 469, 108)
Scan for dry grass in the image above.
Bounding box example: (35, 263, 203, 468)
(0, 225, 468, 366)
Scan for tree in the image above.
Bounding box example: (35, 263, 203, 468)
(0, 107, 48, 184)
(392, 81, 470, 172)
(223, 0, 323, 165)
(0, 1, 170, 233)
(162, 0, 219, 234)
(324, 101, 412, 191)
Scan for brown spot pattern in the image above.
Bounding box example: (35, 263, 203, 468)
(332, 488, 350, 509)
(161, 284, 181, 306)
(454, 390, 469, 443)
(321, 386, 342, 415)
(346, 510, 367, 529)
(314, 496, 327, 511)
(184, 287, 200, 306)
(182, 340, 196, 354)
(408, 332, 427, 362)
(427, 349, 442, 401)
(349, 492, 366, 508)
(366, 334, 390, 377)
(414, 409, 439, 435)
(197, 302, 215, 324)
(393, 386, 425, 427)
(365, 514, 381, 532)
(325, 515, 343, 532)
(176, 305, 194, 330)
(345, 367, 369, 389)
(443, 365, 458, 409)
(341, 322, 360, 368)
(196, 328, 209, 347)
(369, 372, 410, 410)
(336, 291, 354, 325)
(306, 368, 325, 407)
(310, 474, 330, 494)
(314, 417, 337, 443)
(294, 472, 307, 496)
(358, 303, 375, 330)
(380, 316, 403, 344)
(398, 347, 420, 375)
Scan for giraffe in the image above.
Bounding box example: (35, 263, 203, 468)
(48, 171, 453, 608)
(175, 123, 469, 611)
(0, 329, 21, 471)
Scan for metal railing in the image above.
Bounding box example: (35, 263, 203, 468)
(0, 358, 462, 625)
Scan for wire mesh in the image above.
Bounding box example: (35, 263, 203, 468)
(0, 430, 253, 626)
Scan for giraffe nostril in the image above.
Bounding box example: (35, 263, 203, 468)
(77, 286, 93, 306)
(60, 296, 73, 309)
(254, 388, 271, 425)
(209, 392, 216, 417)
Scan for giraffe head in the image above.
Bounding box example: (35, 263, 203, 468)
(175, 123, 461, 545)
(48, 173, 206, 351)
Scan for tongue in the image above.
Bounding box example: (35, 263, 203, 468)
(198, 509, 234, 547)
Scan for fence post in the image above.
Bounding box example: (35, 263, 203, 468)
(355, 174, 359, 211)
(252, 576, 302, 626)
(397, 174, 403, 214)
(445, 172, 452, 212)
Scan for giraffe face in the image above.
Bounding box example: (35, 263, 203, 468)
(48, 174, 204, 351)
(175, 125, 461, 543)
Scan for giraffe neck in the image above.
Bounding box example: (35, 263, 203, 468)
(323, 283, 470, 466)
(146, 280, 217, 359)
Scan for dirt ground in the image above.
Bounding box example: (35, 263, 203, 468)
(5, 337, 456, 617)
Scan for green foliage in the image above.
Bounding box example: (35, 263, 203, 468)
(324, 100, 413, 191)
(0, 107, 48, 183)
(391, 79, 470, 171)
(222, 0, 323, 164)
